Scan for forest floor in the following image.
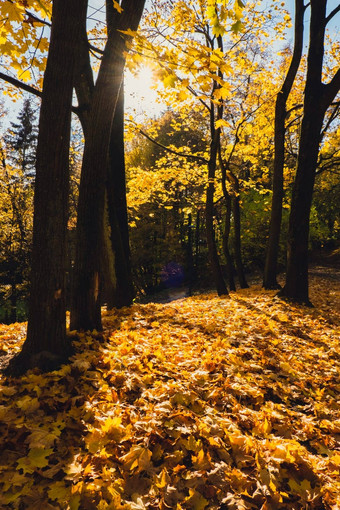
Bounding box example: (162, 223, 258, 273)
(0, 258, 339, 509)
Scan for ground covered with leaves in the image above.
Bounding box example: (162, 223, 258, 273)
(0, 268, 339, 509)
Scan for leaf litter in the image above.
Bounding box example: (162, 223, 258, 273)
(0, 271, 339, 509)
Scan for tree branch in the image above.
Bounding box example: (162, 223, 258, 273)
(0, 71, 80, 116)
(138, 127, 208, 163)
(322, 66, 340, 111)
(0, 71, 42, 98)
(325, 4, 340, 25)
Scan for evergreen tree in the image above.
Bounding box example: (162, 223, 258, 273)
(5, 98, 38, 180)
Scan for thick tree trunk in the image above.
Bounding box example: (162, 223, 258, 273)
(71, 0, 145, 331)
(107, 82, 135, 308)
(280, 0, 340, 304)
(263, 0, 305, 289)
(6, 0, 86, 374)
(280, 112, 323, 304)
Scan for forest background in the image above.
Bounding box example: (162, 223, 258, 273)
(0, 0, 339, 327)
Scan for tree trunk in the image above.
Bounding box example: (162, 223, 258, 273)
(231, 178, 248, 289)
(280, 0, 340, 304)
(186, 213, 195, 295)
(206, 154, 228, 296)
(220, 154, 236, 291)
(263, 0, 305, 289)
(222, 193, 236, 291)
(70, 0, 145, 331)
(107, 81, 135, 308)
(10, 281, 17, 324)
(6, 0, 86, 374)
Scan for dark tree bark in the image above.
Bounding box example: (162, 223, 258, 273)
(205, 34, 228, 296)
(6, 0, 86, 374)
(107, 81, 135, 308)
(222, 193, 236, 291)
(206, 125, 228, 295)
(263, 0, 305, 289)
(231, 180, 248, 289)
(280, 0, 340, 304)
(186, 213, 195, 295)
(220, 154, 236, 291)
(70, 0, 145, 331)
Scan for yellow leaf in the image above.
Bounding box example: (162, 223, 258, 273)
(215, 119, 228, 129)
(163, 74, 177, 88)
(113, 1, 123, 13)
(121, 445, 152, 472)
(28, 447, 53, 468)
(19, 69, 31, 83)
(16, 396, 40, 413)
(48, 482, 71, 503)
(155, 468, 170, 488)
(184, 489, 208, 510)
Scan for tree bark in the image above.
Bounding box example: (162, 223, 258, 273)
(206, 148, 228, 296)
(222, 193, 236, 291)
(70, 0, 145, 331)
(6, 0, 86, 374)
(107, 81, 135, 308)
(232, 185, 248, 289)
(263, 0, 305, 289)
(280, 0, 340, 304)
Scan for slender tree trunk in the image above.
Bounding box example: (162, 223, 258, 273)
(10, 281, 17, 323)
(186, 213, 195, 295)
(206, 152, 228, 296)
(224, 170, 248, 289)
(204, 34, 228, 296)
(195, 210, 200, 272)
(220, 154, 236, 291)
(6, 0, 86, 374)
(232, 192, 248, 289)
(263, 0, 305, 289)
(222, 193, 236, 291)
(71, 0, 145, 331)
(280, 0, 340, 304)
(107, 81, 135, 308)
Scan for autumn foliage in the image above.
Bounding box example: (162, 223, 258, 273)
(0, 268, 339, 509)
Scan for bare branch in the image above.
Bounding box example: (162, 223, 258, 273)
(325, 4, 340, 25)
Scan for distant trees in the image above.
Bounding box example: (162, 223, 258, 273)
(126, 110, 207, 294)
(128, 0, 283, 294)
(0, 99, 37, 322)
(4, 99, 38, 180)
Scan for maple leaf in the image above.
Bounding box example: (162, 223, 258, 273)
(184, 489, 209, 510)
(28, 447, 54, 468)
(121, 445, 153, 473)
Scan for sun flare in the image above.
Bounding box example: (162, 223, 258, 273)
(125, 65, 160, 115)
